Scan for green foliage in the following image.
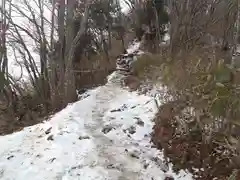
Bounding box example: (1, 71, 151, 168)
(228, 170, 238, 180)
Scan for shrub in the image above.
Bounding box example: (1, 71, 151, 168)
(142, 52, 240, 179)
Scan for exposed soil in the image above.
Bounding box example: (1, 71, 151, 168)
(151, 102, 240, 180)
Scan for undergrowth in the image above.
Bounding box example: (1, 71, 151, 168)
(134, 52, 240, 179)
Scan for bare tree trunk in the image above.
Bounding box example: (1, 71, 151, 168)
(108, 24, 112, 50)
(58, 0, 65, 61)
(154, 7, 161, 53)
(38, 0, 50, 111)
(107, 3, 112, 50)
(64, 0, 90, 104)
(0, 0, 8, 75)
(65, 0, 75, 57)
(57, 0, 65, 76)
(219, 0, 237, 64)
(53, 0, 66, 109)
(233, 0, 240, 67)
(236, 0, 240, 44)
(49, 0, 59, 110)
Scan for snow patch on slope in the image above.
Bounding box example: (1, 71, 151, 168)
(0, 83, 193, 180)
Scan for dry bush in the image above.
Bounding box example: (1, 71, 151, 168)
(131, 54, 163, 78)
(137, 51, 240, 179)
(123, 75, 141, 91)
(0, 82, 50, 135)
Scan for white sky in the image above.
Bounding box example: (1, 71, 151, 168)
(120, 0, 130, 13)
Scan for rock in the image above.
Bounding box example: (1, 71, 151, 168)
(45, 127, 52, 134)
(79, 94, 90, 100)
(102, 125, 115, 134)
(106, 163, 122, 170)
(127, 126, 136, 134)
(7, 155, 14, 160)
(48, 157, 56, 163)
(135, 118, 144, 126)
(77, 88, 88, 95)
(131, 105, 137, 109)
(143, 161, 149, 169)
(151, 157, 169, 172)
(144, 134, 149, 138)
(164, 176, 174, 180)
(36, 154, 43, 158)
(129, 152, 140, 159)
(133, 142, 139, 146)
(110, 108, 122, 112)
(110, 104, 128, 112)
(106, 164, 115, 169)
(78, 135, 90, 140)
(70, 165, 83, 170)
(128, 149, 140, 159)
(47, 135, 54, 141)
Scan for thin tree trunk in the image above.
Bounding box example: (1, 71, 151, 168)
(1, 0, 8, 75)
(58, 0, 65, 69)
(49, 0, 59, 110)
(64, 0, 90, 104)
(65, 0, 75, 58)
(154, 7, 161, 53)
(237, 0, 240, 44)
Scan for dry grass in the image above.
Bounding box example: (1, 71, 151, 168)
(0, 87, 49, 135)
(132, 54, 164, 79)
(136, 50, 240, 179)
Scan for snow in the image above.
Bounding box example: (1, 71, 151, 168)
(2, 2, 193, 177)
(127, 41, 142, 54)
(0, 71, 193, 180)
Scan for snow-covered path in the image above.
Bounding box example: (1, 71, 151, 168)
(0, 73, 193, 180)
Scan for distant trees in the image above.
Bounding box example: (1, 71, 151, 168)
(128, 0, 169, 52)
(0, 0, 126, 125)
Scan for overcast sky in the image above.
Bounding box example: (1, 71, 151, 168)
(120, 0, 129, 13)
